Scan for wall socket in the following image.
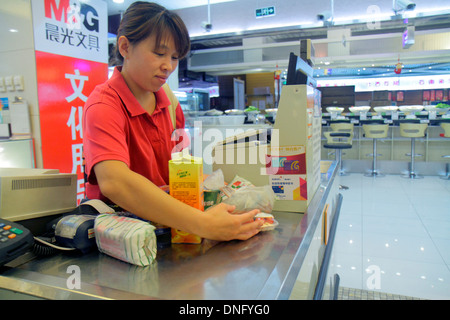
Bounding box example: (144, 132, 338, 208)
(13, 75, 24, 91)
(4, 76, 15, 92)
(0, 77, 6, 92)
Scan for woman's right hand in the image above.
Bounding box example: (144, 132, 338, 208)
(198, 203, 264, 241)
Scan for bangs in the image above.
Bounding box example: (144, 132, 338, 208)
(151, 11, 190, 59)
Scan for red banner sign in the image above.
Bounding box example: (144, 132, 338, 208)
(32, 0, 108, 204)
(36, 51, 107, 203)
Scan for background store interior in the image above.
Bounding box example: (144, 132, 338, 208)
(105, 0, 450, 114)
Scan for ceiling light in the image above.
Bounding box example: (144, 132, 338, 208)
(113, 0, 124, 3)
(9, 29, 18, 33)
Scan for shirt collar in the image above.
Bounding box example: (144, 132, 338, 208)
(109, 66, 170, 117)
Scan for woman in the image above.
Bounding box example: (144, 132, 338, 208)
(82, 2, 263, 241)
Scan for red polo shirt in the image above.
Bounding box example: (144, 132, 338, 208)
(83, 66, 187, 201)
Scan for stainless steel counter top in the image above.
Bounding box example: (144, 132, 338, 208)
(0, 162, 338, 300)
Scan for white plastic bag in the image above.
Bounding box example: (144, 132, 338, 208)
(223, 185, 276, 214)
(203, 169, 225, 190)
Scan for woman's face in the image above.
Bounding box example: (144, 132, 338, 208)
(120, 33, 179, 95)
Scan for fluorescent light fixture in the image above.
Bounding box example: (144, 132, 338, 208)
(113, 0, 124, 3)
(9, 29, 18, 33)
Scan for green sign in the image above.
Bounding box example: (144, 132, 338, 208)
(256, 6, 275, 18)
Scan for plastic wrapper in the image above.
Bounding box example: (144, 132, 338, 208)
(223, 185, 276, 214)
(219, 175, 254, 201)
(203, 169, 225, 190)
(228, 175, 254, 190)
(255, 212, 279, 231)
(94, 214, 157, 267)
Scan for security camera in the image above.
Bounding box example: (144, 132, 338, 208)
(393, 0, 416, 14)
(317, 10, 332, 21)
(201, 21, 212, 32)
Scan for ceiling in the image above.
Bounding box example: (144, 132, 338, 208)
(105, 0, 450, 79)
(106, 0, 450, 18)
(106, 0, 237, 13)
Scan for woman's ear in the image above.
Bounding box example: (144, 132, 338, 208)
(117, 36, 130, 60)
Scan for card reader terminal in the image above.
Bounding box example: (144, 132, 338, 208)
(0, 218, 34, 267)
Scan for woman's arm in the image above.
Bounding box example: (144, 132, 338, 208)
(94, 160, 263, 241)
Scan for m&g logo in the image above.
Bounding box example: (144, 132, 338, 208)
(44, 0, 99, 32)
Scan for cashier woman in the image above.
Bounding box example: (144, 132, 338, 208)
(82, 2, 263, 241)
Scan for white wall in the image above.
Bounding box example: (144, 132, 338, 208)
(0, 0, 42, 167)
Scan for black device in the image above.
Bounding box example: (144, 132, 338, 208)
(286, 52, 316, 87)
(54, 215, 96, 254)
(0, 218, 34, 267)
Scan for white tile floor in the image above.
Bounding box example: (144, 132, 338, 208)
(330, 173, 450, 300)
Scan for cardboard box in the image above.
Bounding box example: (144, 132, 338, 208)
(169, 154, 203, 243)
(212, 85, 322, 213)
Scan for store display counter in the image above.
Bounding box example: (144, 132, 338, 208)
(321, 111, 450, 126)
(321, 114, 450, 164)
(0, 161, 341, 300)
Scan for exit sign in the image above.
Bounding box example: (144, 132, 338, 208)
(256, 6, 275, 18)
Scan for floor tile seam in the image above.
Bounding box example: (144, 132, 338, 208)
(361, 219, 432, 233)
(407, 194, 450, 264)
(361, 231, 440, 250)
(360, 214, 433, 237)
(359, 197, 412, 204)
(403, 188, 432, 232)
(361, 254, 450, 272)
(360, 229, 433, 240)
(419, 216, 450, 224)
(360, 213, 422, 220)
(359, 250, 446, 265)
(430, 235, 450, 241)
(339, 179, 366, 291)
(420, 223, 450, 240)
(421, 233, 450, 269)
(360, 257, 450, 286)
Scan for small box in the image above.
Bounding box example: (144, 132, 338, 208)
(169, 154, 204, 244)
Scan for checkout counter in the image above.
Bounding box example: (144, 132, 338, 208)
(0, 45, 344, 300)
(0, 160, 342, 300)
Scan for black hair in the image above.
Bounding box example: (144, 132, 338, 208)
(113, 1, 190, 65)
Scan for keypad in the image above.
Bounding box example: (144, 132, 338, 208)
(0, 223, 23, 242)
(0, 218, 33, 267)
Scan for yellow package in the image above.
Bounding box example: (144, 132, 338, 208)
(169, 153, 204, 244)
